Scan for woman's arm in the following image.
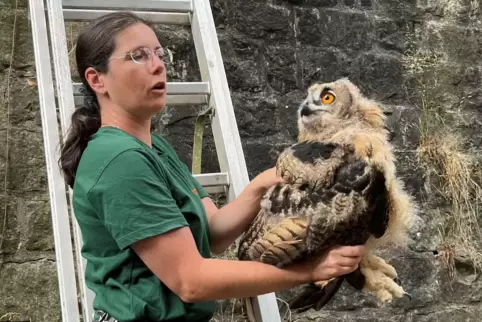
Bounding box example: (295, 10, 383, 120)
(202, 186, 264, 254)
(131, 224, 364, 303)
(204, 168, 282, 254)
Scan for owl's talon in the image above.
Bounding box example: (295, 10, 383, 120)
(360, 256, 406, 303)
(393, 277, 402, 287)
(403, 291, 412, 301)
(393, 277, 412, 300)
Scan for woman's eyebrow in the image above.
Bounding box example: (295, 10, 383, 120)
(125, 45, 144, 52)
(127, 44, 162, 51)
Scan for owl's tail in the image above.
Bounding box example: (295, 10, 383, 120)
(287, 268, 365, 312)
(287, 277, 344, 312)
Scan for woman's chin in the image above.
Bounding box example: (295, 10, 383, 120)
(150, 99, 166, 113)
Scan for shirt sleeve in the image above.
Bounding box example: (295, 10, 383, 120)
(191, 176, 210, 199)
(87, 148, 188, 250)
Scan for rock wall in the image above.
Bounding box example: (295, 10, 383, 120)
(1, 0, 482, 321)
(0, 1, 61, 321)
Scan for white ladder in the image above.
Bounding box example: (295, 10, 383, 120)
(27, 0, 281, 321)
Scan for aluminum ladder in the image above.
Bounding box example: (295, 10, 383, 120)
(27, 0, 282, 321)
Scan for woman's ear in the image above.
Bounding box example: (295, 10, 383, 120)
(85, 67, 106, 95)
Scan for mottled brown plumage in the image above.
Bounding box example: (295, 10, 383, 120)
(237, 78, 417, 313)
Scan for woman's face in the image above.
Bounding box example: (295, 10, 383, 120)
(102, 23, 167, 118)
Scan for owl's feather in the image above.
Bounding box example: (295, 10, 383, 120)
(237, 78, 417, 314)
(238, 142, 376, 261)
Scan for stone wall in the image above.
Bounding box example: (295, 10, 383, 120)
(0, 1, 61, 321)
(1, 0, 482, 321)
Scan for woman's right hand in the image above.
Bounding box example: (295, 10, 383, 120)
(247, 167, 285, 194)
(307, 245, 365, 282)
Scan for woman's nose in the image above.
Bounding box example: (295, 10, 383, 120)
(149, 54, 164, 74)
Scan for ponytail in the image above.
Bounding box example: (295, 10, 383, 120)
(59, 85, 101, 188)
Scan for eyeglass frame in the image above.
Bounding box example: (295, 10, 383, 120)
(109, 46, 173, 65)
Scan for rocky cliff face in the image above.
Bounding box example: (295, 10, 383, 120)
(1, 0, 481, 321)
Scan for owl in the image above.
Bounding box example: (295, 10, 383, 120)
(237, 78, 416, 313)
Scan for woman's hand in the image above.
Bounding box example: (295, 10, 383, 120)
(248, 167, 285, 193)
(306, 245, 365, 282)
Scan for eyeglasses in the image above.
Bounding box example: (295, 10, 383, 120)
(110, 46, 173, 65)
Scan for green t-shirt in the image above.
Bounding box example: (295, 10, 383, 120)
(72, 127, 216, 321)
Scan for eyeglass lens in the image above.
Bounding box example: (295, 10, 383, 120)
(130, 47, 171, 64)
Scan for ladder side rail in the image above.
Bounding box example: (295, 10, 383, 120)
(46, 0, 95, 320)
(28, 1, 81, 321)
(190, 0, 249, 200)
(191, 1, 282, 321)
(193, 1, 249, 199)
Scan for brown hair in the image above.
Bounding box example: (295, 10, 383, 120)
(59, 11, 152, 188)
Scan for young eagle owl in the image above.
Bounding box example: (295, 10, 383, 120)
(237, 78, 416, 312)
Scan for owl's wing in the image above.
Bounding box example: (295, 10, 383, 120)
(236, 184, 313, 267)
(251, 215, 309, 266)
(305, 159, 380, 251)
(239, 155, 376, 272)
(238, 185, 336, 268)
(276, 141, 354, 190)
(238, 141, 352, 264)
(289, 161, 394, 313)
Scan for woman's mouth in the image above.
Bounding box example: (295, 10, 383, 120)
(151, 81, 166, 93)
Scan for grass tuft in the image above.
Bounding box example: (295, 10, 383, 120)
(0, 313, 25, 322)
(417, 118, 482, 276)
(404, 45, 482, 278)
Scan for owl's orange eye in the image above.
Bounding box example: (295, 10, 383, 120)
(321, 91, 335, 104)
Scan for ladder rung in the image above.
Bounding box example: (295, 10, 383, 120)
(167, 94, 208, 106)
(73, 94, 208, 107)
(72, 82, 210, 95)
(164, 82, 210, 95)
(63, 9, 191, 25)
(72, 82, 210, 106)
(194, 172, 228, 187)
(193, 172, 229, 194)
(62, 0, 193, 12)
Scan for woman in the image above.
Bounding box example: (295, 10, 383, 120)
(59, 11, 365, 322)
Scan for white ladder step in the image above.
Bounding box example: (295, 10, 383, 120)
(63, 9, 191, 24)
(72, 81, 210, 106)
(193, 172, 228, 194)
(62, 0, 193, 12)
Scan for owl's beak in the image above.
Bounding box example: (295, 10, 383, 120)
(300, 105, 315, 117)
